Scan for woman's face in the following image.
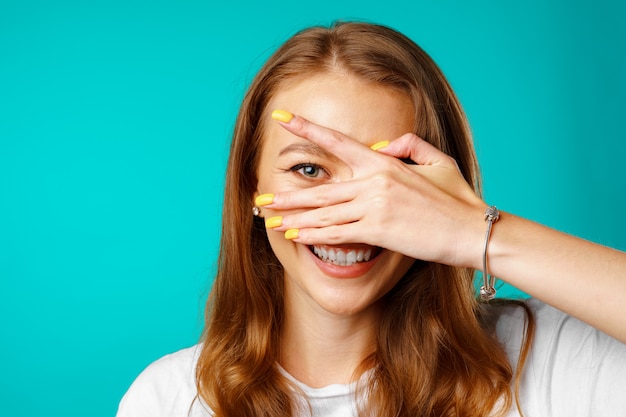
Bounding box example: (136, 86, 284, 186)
(256, 72, 416, 317)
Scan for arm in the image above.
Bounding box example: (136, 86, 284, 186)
(261, 111, 626, 343)
(488, 212, 626, 342)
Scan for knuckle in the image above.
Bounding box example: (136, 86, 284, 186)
(291, 116, 307, 132)
(402, 132, 421, 142)
(374, 155, 396, 172)
(277, 192, 291, 207)
(329, 130, 346, 144)
(371, 194, 391, 212)
(400, 133, 423, 148)
(371, 172, 393, 189)
(324, 226, 344, 244)
(313, 185, 332, 206)
(316, 206, 333, 225)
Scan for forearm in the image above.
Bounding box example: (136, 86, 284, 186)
(487, 212, 626, 343)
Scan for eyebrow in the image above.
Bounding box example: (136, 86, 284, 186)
(278, 142, 339, 161)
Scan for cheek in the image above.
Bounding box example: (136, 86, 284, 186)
(262, 209, 311, 266)
(265, 230, 287, 255)
(255, 175, 273, 196)
(264, 225, 302, 272)
(255, 147, 278, 195)
(386, 255, 416, 288)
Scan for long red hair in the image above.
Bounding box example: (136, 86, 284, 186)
(196, 21, 534, 416)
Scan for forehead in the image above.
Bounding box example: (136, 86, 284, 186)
(265, 72, 415, 145)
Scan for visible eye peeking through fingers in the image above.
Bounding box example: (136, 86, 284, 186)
(288, 162, 329, 180)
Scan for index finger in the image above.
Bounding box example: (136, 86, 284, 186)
(271, 109, 380, 168)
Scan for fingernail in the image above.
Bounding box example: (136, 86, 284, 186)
(271, 109, 293, 123)
(265, 216, 283, 229)
(370, 140, 389, 151)
(255, 193, 274, 206)
(284, 229, 299, 240)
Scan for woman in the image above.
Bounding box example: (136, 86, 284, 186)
(117, 22, 626, 416)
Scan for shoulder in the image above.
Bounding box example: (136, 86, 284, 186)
(116, 344, 212, 417)
(490, 298, 625, 360)
(488, 299, 626, 416)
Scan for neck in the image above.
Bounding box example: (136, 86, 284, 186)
(279, 289, 381, 388)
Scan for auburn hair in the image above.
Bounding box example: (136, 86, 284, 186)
(196, 21, 534, 416)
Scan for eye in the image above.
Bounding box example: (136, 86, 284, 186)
(290, 163, 328, 179)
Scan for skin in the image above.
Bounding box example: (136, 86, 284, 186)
(255, 72, 417, 387)
(262, 79, 626, 346)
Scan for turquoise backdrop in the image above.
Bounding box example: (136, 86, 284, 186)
(1, 1, 624, 415)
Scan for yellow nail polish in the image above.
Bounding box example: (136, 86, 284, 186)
(265, 216, 283, 229)
(284, 229, 299, 240)
(255, 193, 274, 207)
(271, 109, 293, 123)
(370, 140, 390, 151)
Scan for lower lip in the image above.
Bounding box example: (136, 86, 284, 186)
(306, 246, 381, 278)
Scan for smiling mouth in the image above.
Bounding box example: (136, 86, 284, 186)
(310, 244, 382, 267)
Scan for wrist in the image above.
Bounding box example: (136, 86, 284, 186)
(479, 206, 500, 300)
(452, 202, 490, 271)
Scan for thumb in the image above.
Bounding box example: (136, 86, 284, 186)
(376, 133, 454, 167)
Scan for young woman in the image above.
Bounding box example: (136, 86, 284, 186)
(117, 22, 626, 417)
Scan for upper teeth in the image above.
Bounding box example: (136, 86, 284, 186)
(312, 245, 372, 266)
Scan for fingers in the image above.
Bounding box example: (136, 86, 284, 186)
(266, 201, 361, 233)
(282, 222, 370, 247)
(375, 133, 458, 168)
(264, 109, 480, 259)
(257, 179, 361, 235)
(258, 181, 358, 211)
(273, 109, 458, 172)
(260, 185, 371, 247)
(272, 110, 379, 168)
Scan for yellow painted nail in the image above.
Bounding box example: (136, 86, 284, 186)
(271, 109, 293, 123)
(255, 193, 274, 207)
(265, 216, 283, 229)
(370, 140, 390, 151)
(284, 229, 299, 240)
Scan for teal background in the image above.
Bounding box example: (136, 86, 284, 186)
(1, 1, 624, 415)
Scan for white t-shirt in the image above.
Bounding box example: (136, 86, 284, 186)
(116, 299, 626, 416)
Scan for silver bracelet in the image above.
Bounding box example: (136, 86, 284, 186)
(480, 206, 500, 301)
